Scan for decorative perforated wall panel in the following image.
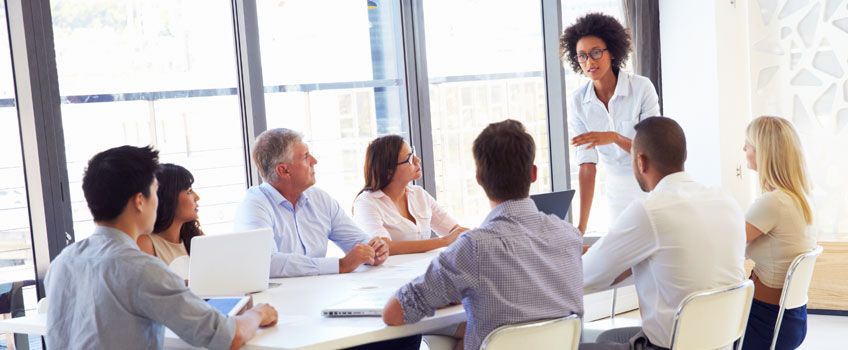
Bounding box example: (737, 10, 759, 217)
(749, 0, 848, 240)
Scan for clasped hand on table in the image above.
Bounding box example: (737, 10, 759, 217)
(339, 237, 389, 273)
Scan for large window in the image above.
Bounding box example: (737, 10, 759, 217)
(257, 0, 409, 216)
(9, 0, 594, 297)
(0, 1, 38, 339)
(562, 1, 628, 234)
(51, 0, 247, 237)
(424, 0, 552, 225)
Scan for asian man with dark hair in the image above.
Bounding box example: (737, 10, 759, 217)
(45, 145, 278, 350)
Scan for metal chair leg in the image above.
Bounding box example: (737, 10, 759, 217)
(610, 288, 618, 325)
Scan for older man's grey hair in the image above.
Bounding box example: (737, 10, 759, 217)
(252, 128, 304, 182)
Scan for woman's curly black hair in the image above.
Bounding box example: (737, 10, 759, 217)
(560, 13, 631, 75)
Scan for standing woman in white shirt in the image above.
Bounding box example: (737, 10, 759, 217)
(560, 13, 660, 233)
(353, 135, 468, 255)
(741, 116, 816, 350)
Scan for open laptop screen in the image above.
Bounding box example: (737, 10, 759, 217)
(529, 190, 576, 220)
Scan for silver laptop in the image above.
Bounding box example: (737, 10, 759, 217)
(321, 289, 395, 317)
(188, 228, 272, 297)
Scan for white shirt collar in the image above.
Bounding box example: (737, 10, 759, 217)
(652, 171, 693, 192)
(366, 185, 413, 199)
(583, 70, 633, 104)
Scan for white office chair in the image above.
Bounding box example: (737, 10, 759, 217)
(422, 334, 458, 350)
(769, 245, 823, 350)
(479, 314, 581, 350)
(37, 298, 48, 314)
(669, 279, 754, 350)
(169, 255, 191, 280)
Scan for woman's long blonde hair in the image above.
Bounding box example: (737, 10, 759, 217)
(746, 116, 812, 224)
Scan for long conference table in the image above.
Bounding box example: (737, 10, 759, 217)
(0, 245, 635, 349)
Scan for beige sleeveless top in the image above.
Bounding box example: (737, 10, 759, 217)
(746, 190, 816, 288)
(148, 234, 188, 266)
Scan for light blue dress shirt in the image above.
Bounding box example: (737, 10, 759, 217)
(45, 226, 235, 350)
(395, 199, 584, 350)
(234, 183, 371, 277)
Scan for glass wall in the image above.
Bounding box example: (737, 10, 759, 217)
(257, 0, 409, 216)
(0, 1, 38, 344)
(423, 0, 552, 226)
(8, 0, 593, 288)
(51, 0, 247, 237)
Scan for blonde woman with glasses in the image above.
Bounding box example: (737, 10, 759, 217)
(741, 116, 816, 350)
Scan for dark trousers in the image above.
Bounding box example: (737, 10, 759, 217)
(741, 299, 807, 350)
(579, 327, 668, 350)
(346, 335, 422, 350)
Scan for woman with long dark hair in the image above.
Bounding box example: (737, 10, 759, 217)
(353, 135, 468, 255)
(137, 163, 203, 265)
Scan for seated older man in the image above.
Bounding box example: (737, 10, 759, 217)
(234, 128, 388, 278)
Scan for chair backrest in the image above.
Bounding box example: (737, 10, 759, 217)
(37, 297, 48, 314)
(169, 255, 191, 280)
(480, 314, 581, 350)
(770, 245, 823, 350)
(779, 245, 823, 310)
(669, 280, 754, 350)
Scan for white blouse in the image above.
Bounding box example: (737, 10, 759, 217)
(568, 71, 661, 174)
(352, 185, 458, 242)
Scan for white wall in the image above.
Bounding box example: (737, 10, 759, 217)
(659, 0, 753, 207)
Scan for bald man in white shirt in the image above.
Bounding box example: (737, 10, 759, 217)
(581, 117, 746, 350)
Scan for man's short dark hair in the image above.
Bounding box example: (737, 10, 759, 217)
(82, 145, 160, 222)
(472, 120, 535, 202)
(633, 117, 686, 175)
(560, 12, 631, 75)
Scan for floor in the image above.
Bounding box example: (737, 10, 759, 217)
(582, 310, 848, 349)
(3, 313, 847, 349)
(798, 314, 848, 349)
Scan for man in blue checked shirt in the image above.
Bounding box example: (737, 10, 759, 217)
(382, 120, 585, 350)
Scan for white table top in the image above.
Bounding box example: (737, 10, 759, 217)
(0, 250, 466, 350)
(0, 248, 631, 349)
(167, 250, 465, 349)
(0, 313, 46, 335)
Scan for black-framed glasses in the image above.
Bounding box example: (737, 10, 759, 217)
(397, 146, 416, 166)
(577, 48, 608, 63)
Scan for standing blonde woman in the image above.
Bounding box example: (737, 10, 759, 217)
(741, 116, 816, 350)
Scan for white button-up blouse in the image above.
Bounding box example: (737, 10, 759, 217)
(568, 71, 661, 175)
(353, 185, 459, 242)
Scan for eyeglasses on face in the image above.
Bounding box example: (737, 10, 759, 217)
(397, 146, 416, 166)
(577, 48, 608, 63)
